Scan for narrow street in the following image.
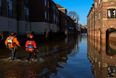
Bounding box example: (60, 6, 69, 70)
(0, 34, 94, 78)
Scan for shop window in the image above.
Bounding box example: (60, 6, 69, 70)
(24, 6, 29, 20)
(108, 9, 116, 18)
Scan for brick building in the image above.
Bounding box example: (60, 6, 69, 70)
(17, 0, 30, 34)
(56, 4, 67, 14)
(56, 4, 76, 34)
(0, 0, 17, 32)
(0, 0, 76, 35)
(29, 0, 59, 34)
(0, 0, 61, 34)
(0, 0, 30, 34)
(88, 0, 116, 78)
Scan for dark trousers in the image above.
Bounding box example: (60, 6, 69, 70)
(10, 48, 16, 60)
(27, 52, 37, 61)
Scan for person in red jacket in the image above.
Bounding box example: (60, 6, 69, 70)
(25, 34, 38, 61)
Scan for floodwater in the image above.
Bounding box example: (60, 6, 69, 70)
(0, 34, 95, 78)
(88, 31, 116, 78)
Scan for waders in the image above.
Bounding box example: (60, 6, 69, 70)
(10, 48, 16, 60)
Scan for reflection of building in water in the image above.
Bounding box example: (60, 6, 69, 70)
(87, 0, 116, 78)
(107, 30, 116, 55)
(88, 43, 116, 78)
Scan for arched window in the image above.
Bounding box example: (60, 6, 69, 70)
(107, 9, 116, 18)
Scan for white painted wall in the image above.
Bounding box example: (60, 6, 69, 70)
(50, 24, 59, 32)
(31, 22, 59, 34)
(18, 21, 30, 34)
(0, 16, 17, 32)
(0, 16, 59, 34)
(8, 18, 17, 32)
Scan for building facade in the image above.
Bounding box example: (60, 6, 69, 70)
(0, 0, 17, 32)
(0, 0, 30, 34)
(0, 0, 76, 35)
(88, 0, 116, 78)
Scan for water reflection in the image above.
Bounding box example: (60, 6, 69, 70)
(88, 30, 116, 78)
(108, 32, 116, 55)
(0, 35, 80, 78)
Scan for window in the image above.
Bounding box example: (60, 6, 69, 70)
(108, 9, 116, 18)
(47, 12, 49, 21)
(44, 0, 47, 6)
(24, 0, 29, 20)
(24, 6, 29, 20)
(98, 0, 101, 4)
(53, 13, 56, 23)
(95, 15, 97, 21)
(24, 0, 28, 6)
(47, 1, 49, 8)
(95, 2, 97, 8)
(44, 11, 47, 21)
(7, 0, 13, 17)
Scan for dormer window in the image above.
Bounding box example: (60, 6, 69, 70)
(107, 9, 116, 18)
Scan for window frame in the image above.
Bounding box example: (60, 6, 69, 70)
(107, 9, 116, 18)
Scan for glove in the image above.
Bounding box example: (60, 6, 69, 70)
(6, 44, 9, 48)
(35, 48, 39, 52)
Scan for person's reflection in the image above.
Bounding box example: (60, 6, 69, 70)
(26, 68, 36, 78)
(107, 66, 116, 77)
(4, 68, 22, 78)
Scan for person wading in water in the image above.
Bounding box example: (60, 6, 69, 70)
(25, 34, 38, 61)
(5, 32, 20, 60)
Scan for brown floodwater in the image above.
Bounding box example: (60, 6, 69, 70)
(88, 31, 116, 78)
(0, 34, 95, 78)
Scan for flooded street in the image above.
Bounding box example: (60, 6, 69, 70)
(0, 35, 94, 78)
(0, 0, 116, 78)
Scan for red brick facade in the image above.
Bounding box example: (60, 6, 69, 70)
(88, 0, 116, 78)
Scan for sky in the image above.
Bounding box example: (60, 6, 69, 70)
(54, 0, 94, 25)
